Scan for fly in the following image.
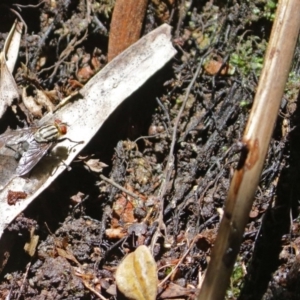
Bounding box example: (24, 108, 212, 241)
(1, 119, 68, 176)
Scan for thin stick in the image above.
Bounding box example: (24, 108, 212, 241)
(100, 174, 143, 203)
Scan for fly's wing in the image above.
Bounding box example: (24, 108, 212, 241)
(0, 127, 34, 148)
(16, 141, 52, 176)
(0, 130, 22, 147)
(0, 154, 19, 190)
(0, 128, 35, 189)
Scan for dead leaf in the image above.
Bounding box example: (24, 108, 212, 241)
(4, 21, 23, 73)
(22, 87, 43, 117)
(105, 227, 127, 239)
(249, 207, 259, 218)
(204, 59, 235, 76)
(56, 247, 80, 265)
(0, 21, 22, 117)
(70, 191, 85, 204)
(24, 227, 39, 257)
(116, 245, 158, 300)
(108, 0, 148, 61)
(84, 159, 108, 173)
(113, 195, 135, 223)
(36, 89, 55, 112)
(159, 282, 197, 299)
(7, 190, 27, 206)
(0, 52, 19, 116)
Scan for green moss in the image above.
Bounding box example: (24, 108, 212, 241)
(230, 36, 267, 77)
(285, 71, 300, 103)
(226, 256, 245, 299)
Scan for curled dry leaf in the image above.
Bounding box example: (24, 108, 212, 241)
(0, 21, 22, 117)
(22, 87, 56, 117)
(35, 89, 55, 112)
(105, 227, 127, 239)
(70, 191, 85, 204)
(84, 158, 108, 173)
(22, 87, 43, 118)
(113, 195, 135, 223)
(159, 282, 197, 299)
(116, 245, 158, 300)
(204, 59, 235, 76)
(56, 247, 80, 265)
(7, 190, 27, 206)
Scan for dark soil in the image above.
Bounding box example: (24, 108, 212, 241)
(0, 0, 299, 299)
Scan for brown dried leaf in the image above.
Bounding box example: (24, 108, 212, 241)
(113, 195, 135, 223)
(7, 190, 27, 206)
(160, 282, 196, 299)
(56, 247, 80, 265)
(116, 245, 158, 300)
(204, 59, 235, 76)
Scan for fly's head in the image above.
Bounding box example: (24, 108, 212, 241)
(54, 119, 67, 136)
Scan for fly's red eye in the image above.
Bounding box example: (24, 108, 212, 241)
(59, 125, 67, 135)
(54, 119, 67, 135)
(57, 123, 68, 134)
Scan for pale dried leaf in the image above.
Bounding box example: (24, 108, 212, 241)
(4, 21, 23, 73)
(116, 245, 158, 300)
(36, 89, 55, 112)
(0, 24, 176, 239)
(70, 191, 85, 204)
(105, 227, 127, 239)
(22, 87, 43, 117)
(24, 234, 39, 257)
(84, 159, 108, 173)
(0, 52, 19, 117)
(0, 21, 22, 117)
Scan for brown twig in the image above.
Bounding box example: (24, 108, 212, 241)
(107, 0, 148, 61)
(100, 174, 143, 203)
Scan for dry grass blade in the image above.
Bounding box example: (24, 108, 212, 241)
(198, 0, 300, 299)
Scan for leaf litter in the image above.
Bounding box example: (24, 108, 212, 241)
(0, 1, 299, 300)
